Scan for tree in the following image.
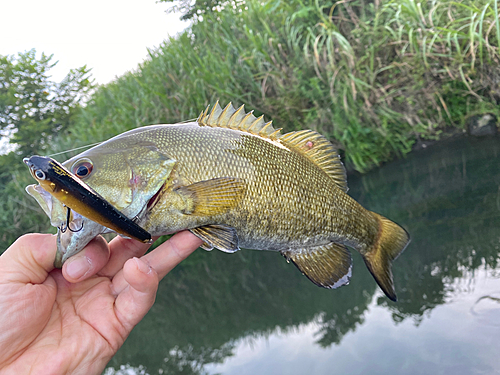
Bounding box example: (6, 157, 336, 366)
(161, 0, 245, 20)
(0, 49, 93, 156)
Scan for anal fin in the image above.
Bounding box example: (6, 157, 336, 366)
(190, 224, 240, 253)
(281, 243, 352, 289)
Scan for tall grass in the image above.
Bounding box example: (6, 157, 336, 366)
(1, 0, 499, 249)
(63, 0, 500, 171)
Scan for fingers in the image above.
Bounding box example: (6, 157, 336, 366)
(64, 229, 200, 285)
(111, 231, 202, 294)
(0, 234, 57, 284)
(62, 236, 110, 283)
(142, 231, 202, 279)
(112, 232, 201, 332)
(98, 236, 156, 278)
(113, 257, 159, 332)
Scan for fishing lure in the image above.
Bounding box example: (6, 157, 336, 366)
(24, 155, 152, 245)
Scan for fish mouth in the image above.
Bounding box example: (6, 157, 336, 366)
(26, 168, 162, 266)
(55, 216, 109, 268)
(26, 184, 110, 267)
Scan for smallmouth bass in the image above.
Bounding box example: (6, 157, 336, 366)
(26, 102, 410, 300)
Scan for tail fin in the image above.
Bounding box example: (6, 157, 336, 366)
(362, 213, 410, 301)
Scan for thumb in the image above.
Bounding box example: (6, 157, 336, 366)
(0, 233, 57, 284)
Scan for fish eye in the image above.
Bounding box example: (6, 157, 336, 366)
(35, 170, 45, 180)
(71, 159, 94, 179)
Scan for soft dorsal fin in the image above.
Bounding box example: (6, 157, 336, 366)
(280, 130, 348, 192)
(197, 101, 282, 140)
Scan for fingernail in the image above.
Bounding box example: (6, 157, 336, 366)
(66, 257, 92, 279)
(133, 257, 151, 275)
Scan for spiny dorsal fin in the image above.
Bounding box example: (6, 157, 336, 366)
(280, 130, 348, 192)
(197, 101, 282, 140)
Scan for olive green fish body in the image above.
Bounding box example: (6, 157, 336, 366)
(127, 125, 377, 254)
(30, 102, 409, 300)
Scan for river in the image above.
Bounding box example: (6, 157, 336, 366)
(104, 135, 500, 375)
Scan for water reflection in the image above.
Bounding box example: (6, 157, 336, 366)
(471, 293, 500, 328)
(105, 136, 500, 375)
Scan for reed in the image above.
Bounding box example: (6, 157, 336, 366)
(1, 0, 498, 249)
(65, 0, 500, 172)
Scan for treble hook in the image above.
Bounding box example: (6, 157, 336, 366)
(59, 207, 69, 233)
(59, 207, 84, 233)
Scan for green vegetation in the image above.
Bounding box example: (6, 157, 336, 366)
(0, 0, 499, 248)
(65, 0, 500, 172)
(0, 50, 93, 156)
(0, 50, 92, 246)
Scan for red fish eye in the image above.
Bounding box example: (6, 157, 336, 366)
(71, 159, 93, 179)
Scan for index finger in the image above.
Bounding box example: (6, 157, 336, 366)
(142, 231, 203, 279)
(98, 235, 157, 278)
(111, 231, 202, 294)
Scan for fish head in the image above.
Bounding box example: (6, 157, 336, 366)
(25, 136, 175, 267)
(62, 139, 176, 219)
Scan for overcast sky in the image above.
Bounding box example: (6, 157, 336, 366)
(0, 0, 189, 84)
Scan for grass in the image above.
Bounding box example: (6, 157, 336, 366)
(1, 0, 499, 249)
(63, 0, 500, 171)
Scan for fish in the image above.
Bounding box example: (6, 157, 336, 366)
(26, 101, 410, 300)
(24, 155, 152, 267)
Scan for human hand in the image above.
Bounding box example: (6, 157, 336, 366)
(0, 231, 203, 375)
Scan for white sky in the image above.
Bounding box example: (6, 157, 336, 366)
(0, 0, 189, 84)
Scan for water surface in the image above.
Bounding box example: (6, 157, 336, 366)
(105, 136, 500, 375)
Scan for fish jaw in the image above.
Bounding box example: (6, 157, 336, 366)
(26, 184, 66, 228)
(26, 183, 111, 268)
(55, 215, 108, 268)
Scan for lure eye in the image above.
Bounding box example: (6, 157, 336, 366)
(35, 170, 46, 180)
(71, 159, 93, 179)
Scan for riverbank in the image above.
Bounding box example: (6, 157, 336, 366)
(413, 117, 498, 152)
(1, 0, 499, 250)
(59, 0, 499, 174)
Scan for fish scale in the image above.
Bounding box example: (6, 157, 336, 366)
(117, 123, 388, 269)
(26, 102, 410, 301)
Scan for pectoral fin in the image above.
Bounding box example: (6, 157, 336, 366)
(176, 177, 245, 215)
(281, 243, 352, 289)
(190, 224, 240, 253)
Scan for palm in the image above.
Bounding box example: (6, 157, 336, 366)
(0, 231, 202, 375)
(10, 275, 115, 372)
